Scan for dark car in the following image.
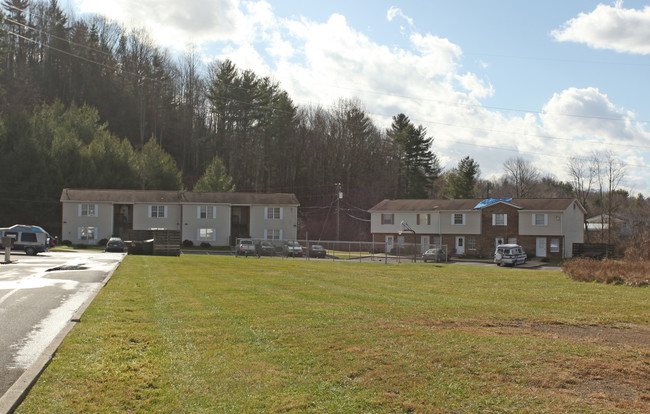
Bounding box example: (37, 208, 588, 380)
(105, 237, 125, 252)
(260, 241, 276, 256)
(422, 248, 446, 263)
(308, 244, 327, 258)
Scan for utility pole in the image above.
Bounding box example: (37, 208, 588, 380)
(336, 183, 342, 241)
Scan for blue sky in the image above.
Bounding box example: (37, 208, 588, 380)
(71, 0, 650, 196)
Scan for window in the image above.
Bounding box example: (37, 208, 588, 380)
(198, 228, 215, 241)
(550, 238, 560, 253)
(508, 237, 517, 245)
(452, 213, 465, 225)
(381, 214, 394, 225)
(79, 226, 97, 240)
(492, 213, 507, 226)
(21, 232, 37, 243)
(266, 207, 281, 220)
(467, 237, 477, 250)
(79, 204, 97, 217)
(150, 205, 166, 218)
(265, 229, 282, 240)
(533, 214, 547, 226)
(417, 213, 431, 225)
(198, 206, 215, 219)
(149, 227, 166, 230)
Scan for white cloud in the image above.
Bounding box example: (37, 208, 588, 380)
(552, 3, 650, 54)
(75, 0, 249, 50)
(387, 7, 414, 27)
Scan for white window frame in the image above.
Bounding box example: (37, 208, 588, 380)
(198, 206, 216, 219)
(467, 236, 477, 251)
(149, 205, 167, 218)
(532, 213, 548, 226)
(264, 229, 282, 240)
(198, 228, 216, 241)
(550, 238, 560, 253)
(149, 227, 167, 230)
(79, 203, 98, 217)
(78, 226, 97, 240)
(452, 213, 466, 225)
(265, 207, 282, 220)
(492, 213, 507, 226)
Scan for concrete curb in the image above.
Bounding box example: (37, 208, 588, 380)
(0, 256, 123, 414)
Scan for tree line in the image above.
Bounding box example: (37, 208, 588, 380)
(0, 0, 645, 242)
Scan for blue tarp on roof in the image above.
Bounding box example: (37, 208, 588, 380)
(474, 198, 513, 209)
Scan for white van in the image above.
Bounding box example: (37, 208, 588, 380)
(494, 244, 527, 266)
(0, 224, 52, 255)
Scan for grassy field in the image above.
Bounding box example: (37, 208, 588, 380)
(17, 256, 650, 413)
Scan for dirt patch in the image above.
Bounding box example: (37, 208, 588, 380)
(418, 319, 650, 411)
(483, 320, 650, 348)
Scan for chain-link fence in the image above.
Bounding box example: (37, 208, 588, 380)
(234, 238, 449, 263)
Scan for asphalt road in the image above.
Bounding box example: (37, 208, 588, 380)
(0, 250, 125, 411)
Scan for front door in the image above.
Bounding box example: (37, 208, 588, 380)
(385, 235, 394, 254)
(536, 237, 547, 257)
(421, 236, 430, 253)
(455, 236, 465, 255)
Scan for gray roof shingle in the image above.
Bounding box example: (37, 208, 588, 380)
(60, 189, 300, 206)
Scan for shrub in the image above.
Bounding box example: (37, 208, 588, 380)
(182, 240, 194, 247)
(200, 242, 211, 248)
(563, 258, 649, 287)
(61, 240, 72, 246)
(74, 244, 88, 249)
(98, 238, 109, 246)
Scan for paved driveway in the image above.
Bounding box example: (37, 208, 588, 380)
(0, 250, 125, 411)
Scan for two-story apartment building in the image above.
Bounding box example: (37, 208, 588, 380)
(369, 198, 585, 258)
(60, 189, 299, 246)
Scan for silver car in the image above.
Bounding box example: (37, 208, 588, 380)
(494, 244, 526, 266)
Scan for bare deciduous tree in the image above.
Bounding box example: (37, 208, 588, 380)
(503, 157, 540, 198)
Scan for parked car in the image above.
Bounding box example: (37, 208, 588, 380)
(260, 241, 276, 256)
(494, 244, 526, 266)
(105, 237, 125, 252)
(285, 241, 303, 257)
(237, 239, 256, 256)
(308, 244, 327, 258)
(422, 248, 446, 263)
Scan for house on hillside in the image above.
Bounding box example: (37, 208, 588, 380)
(60, 189, 299, 246)
(369, 198, 585, 258)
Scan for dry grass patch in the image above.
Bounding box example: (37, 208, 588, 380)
(563, 258, 650, 286)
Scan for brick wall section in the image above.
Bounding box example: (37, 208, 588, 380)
(479, 204, 520, 254)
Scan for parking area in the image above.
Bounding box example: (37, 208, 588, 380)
(0, 250, 125, 412)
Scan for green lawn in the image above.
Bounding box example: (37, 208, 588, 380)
(17, 256, 650, 413)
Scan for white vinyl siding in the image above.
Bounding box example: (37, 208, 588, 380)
(197, 206, 216, 219)
(149, 205, 168, 218)
(79, 204, 98, 217)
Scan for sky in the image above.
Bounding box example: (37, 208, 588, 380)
(68, 0, 650, 197)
